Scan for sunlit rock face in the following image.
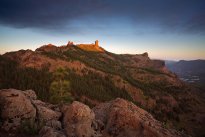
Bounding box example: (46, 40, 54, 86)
(36, 40, 104, 53)
(77, 40, 105, 52)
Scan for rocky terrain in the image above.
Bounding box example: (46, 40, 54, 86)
(0, 89, 186, 137)
(0, 42, 205, 137)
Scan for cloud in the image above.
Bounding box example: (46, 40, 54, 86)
(0, 0, 106, 29)
(0, 0, 205, 34)
(109, 0, 205, 34)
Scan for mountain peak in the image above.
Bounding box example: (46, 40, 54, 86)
(36, 40, 104, 52)
(35, 43, 57, 52)
(76, 40, 104, 52)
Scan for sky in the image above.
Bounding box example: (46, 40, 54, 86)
(0, 0, 205, 60)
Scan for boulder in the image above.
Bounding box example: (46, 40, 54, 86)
(0, 89, 36, 130)
(30, 98, 61, 123)
(93, 98, 183, 137)
(35, 104, 61, 123)
(63, 101, 100, 137)
(0, 89, 186, 137)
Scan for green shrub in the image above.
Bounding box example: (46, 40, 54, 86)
(49, 68, 73, 104)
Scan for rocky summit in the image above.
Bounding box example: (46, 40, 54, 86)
(0, 89, 186, 137)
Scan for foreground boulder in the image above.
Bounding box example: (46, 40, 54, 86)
(0, 89, 65, 136)
(32, 99, 61, 123)
(63, 101, 100, 137)
(0, 89, 36, 131)
(93, 98, 184, 137)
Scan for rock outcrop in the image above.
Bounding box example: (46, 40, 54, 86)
(0, 89, 36, 131)
(35, 44, 58, 52)
(76, 40, 104, 52)
(0, 89, 65, 136)
(0, 89, 186, 137)
(63, 101, 99, 137)
(35, 102, 61, 123)
(93, 98, 184, 137)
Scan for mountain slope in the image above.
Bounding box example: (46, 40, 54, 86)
(0, 43, 205, 137)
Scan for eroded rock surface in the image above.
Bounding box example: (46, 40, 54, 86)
(0, 89, 186, 137)
(63, 101, 100, 137)
(0, 89, 36, 131)
(0, 89, 65, 136)
(93, 98, 184, 137)
(34, 101, 61, 123)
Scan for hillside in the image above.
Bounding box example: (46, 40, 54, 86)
(0, 41, 205, 137)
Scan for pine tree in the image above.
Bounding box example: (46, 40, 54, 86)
(49, 68, 73, 104)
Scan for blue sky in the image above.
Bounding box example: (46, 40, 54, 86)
(0, 0, 205, 60)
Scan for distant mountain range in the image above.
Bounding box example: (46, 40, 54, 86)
(166, 60, 205, 86)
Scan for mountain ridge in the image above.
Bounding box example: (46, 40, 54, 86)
(0, 42, 205, 137)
